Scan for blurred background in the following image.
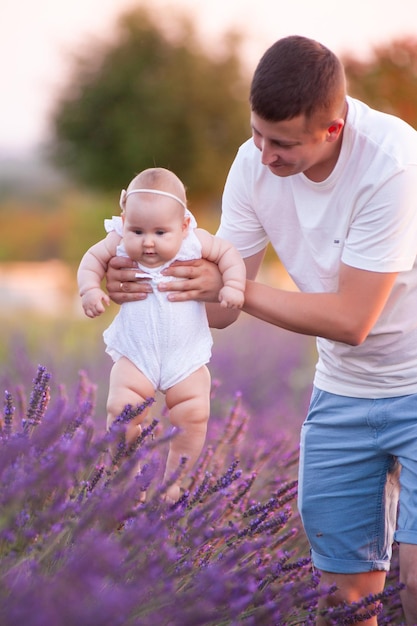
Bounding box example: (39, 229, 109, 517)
(1, 0, 416, 440)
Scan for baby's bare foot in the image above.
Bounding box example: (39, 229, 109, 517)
(164, 483, 181, 503)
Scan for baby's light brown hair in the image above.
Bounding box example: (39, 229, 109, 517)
(126, 168, 187, 208)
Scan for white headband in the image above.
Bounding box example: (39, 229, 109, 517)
(120, 188, 187, 211)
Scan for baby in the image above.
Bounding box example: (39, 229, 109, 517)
(77, 167, 246, 501)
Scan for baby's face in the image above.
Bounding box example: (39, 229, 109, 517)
(122, 195, 189, 267)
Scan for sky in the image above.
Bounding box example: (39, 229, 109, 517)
(1, 0, 416, 157)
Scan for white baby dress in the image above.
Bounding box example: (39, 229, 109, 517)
(102, 214, 213, 391)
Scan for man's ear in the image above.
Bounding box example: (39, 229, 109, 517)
(327, 119, 345, 142)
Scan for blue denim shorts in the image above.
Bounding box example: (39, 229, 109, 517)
(298, 386, 417, 574)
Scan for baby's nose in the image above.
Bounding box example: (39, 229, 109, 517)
(143, 234, 154, 246)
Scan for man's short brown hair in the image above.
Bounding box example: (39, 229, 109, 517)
(250, 35, 346, 122)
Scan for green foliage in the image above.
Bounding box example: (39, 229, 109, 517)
(49, 6, 250, 198)
(343, 37, 417, 128)
(0, 188, 223, 263)
(3, 37, 417, 264)
(0, 191, 115, 263)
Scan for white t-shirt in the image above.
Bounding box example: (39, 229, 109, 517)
(217, 97, 417, 398)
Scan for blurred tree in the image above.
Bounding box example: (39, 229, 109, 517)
(7, 35, 417, 264)
(49, 6, 250, 200)
(343, 37, 417, 128)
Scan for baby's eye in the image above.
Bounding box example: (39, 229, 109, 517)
(156, 230, 166, 236)
(134, 230, 143, 235)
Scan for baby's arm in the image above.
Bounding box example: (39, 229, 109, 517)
(77, 231, 121, 318)
(195, 229, 246, 309)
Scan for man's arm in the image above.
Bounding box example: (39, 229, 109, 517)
(243, 262, 398, 345)
(105, 249, 396, 343)
(159, 249, 266, 329)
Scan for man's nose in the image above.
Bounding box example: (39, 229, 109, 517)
(260, 140, 278, 165)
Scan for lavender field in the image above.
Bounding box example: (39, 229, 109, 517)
(0, 313, 406, 624)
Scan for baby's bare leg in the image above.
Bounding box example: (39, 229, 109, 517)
(164, 365, 211, 501)
(107, 356, 155, 448)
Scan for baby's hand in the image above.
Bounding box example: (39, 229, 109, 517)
(218, 286, 244, 309)
(81, 288, 110, 318)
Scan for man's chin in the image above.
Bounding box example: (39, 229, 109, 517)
(268, 163, 295, 177)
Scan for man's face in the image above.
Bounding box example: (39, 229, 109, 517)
(250, 111, 341, 182)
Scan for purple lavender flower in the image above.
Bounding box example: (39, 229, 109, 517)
(2, 390, 14, 437)
(0, 351, 406, 626)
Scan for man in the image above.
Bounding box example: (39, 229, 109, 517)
(106, 36, 417, 624)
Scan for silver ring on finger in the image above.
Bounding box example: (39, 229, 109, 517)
(120, 282, 124, 291)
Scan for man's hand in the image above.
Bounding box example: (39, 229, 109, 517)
(158, 258, 223, 302)
(106, 256, 152, 304)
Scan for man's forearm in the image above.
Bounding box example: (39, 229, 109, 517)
(242, 280, 366, 345)
(205, 302, 241, 329)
